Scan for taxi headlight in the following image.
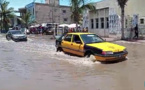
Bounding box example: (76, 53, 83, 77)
(106, 51, 113, 54)
(102, 51, 113, 55)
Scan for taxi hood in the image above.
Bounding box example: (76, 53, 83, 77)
(86, 42, 126, 52)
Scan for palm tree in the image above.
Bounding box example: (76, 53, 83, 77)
(70, 0, 96, 30)
(19, 12, 36, 29)
(117, 0, 128, 39)
(0, 0, 14, 32)
(0, 0, 3, 32)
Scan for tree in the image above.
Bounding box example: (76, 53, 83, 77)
(70, 0, 96, 30)
(0, 0, 14, 32)
(18, 12, 36, 29)
(117, 0, 128, 39)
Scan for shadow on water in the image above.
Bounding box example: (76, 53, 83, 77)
(100, 58, 128, 64)
(14, 40, 27, 42)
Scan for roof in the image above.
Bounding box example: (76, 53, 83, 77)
(67, 32, 93, 35)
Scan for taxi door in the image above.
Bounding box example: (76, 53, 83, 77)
(61, 34, 73, 53)
(71, 35, 84, 56)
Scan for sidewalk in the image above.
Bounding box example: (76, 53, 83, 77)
(102, 34, 145, 43)
(102, 34, 121, 42)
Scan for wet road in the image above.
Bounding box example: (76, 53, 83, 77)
(0, 34, 145, 90)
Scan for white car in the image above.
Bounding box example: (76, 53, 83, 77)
(6, 30, 27, 42)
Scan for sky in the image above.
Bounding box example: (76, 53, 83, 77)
(7, 0, 101, 11)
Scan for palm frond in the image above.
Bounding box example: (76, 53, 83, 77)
(0, 0, 15, 31)
(117, 0, 128, 8)
(70, 0, 96, 24)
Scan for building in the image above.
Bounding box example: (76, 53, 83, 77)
(86, 0, 145, 37)
(19, 0, 72, 25)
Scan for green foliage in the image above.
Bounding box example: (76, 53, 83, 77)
(18, 12, 36, 28)
(0, 0, 15, 31)
(117, 0, 128, 8)
(70, 0, 96, 24)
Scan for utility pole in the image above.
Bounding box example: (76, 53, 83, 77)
(52, 0, 56, 36)
(52, 0, 55, 24)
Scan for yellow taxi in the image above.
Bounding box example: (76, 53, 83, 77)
(55, 32, 128, 62)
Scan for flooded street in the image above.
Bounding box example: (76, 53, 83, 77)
(0, 34, 145, 90)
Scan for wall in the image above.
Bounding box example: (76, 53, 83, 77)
(34, 3, 72, 24)
(88, 0, 145, 36)
(125, 0, 145, 25)
(45, 0, 59, 6)
(59, 6, 72, 24)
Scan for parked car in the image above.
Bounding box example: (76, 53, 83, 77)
(55, 32, 128, 62)
(42, 28, 54, 35)
(6, 30, 27, 42)
(21, 28, 30, 34)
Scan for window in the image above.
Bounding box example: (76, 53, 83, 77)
(64, 34, 72, 42)
(62, 10, 66, 13)
(64, 18, 68, 22)
(80, 34, 104, 44)
(140, 19, 144, 24)
(33, 8, 34, 15)
(73, 35, 82, 44)
(96, 18, 99, 29)
(100, 18, 104, 29)
(106, 17, 109, 28)
(91, 19, 94, 29)
(125, 19, 128, 28)
(54, 9, 57, 12)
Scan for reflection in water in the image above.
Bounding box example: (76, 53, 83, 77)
(0, 35, 145, 90)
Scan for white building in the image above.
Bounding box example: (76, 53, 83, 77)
(86, 0, 145, 37)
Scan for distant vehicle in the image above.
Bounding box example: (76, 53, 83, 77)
(21, 28, 30, 34)
(46, 23, 58, 35)
(6, 30, 27, 42)
(55, 32, 128, 62)
(42, 28, 54, 35)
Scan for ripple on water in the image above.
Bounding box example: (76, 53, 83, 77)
(20, 43, 101, 66)
(0, 35, 101, 67)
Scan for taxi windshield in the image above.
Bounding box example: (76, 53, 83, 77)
(80, 34, 104, 44)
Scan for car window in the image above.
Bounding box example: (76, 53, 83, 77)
(11, 31, 22, 34)
(64, 34, 72, 42)
(80, 34, 104, 44)
(72, 35, 82, 43)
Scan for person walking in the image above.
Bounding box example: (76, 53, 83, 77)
(133, 24, 139, 39)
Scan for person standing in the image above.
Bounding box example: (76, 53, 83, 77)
(86, 27, 88, 32)
(133, 24, 139, 39)
(39, 25, 42, 34)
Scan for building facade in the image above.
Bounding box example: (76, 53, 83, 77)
(19, 0, 72, 24)
(86, 0, 145, 37)
(45, 0, 59, 6)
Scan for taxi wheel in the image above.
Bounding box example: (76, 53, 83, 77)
(57, 47, 63, 52)
(85, 52, 96, 62)
(89, 55, 96, 62)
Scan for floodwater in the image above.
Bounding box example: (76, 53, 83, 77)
(0, 34, 145, 90)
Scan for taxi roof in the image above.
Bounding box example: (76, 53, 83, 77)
(67, 32, 93, 35)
